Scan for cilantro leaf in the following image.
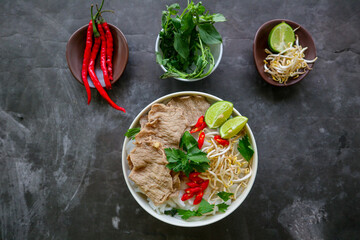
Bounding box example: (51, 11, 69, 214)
(179, 131, 198, 152)
(217, 203, 229, 213)
(177, 209, 197, 220)
(175, 200, 214, 220)
(238, 135, 254, 162)
(197, 199, 215, 214)
(125, 128, 140, 140)
(217, 192, 234, 202)
(164, 209, 178, 217)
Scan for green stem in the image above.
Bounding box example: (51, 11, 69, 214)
(91, 5, 100, 37)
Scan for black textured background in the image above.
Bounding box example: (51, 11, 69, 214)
(1, 0, 359, 239)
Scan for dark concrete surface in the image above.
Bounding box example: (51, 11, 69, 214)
(1, 0, 359, 239)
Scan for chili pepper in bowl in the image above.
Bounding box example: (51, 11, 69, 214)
(81, 20, 93, 104)
(88, 5, 125, 112)
(101, 20, 114, 81)
(97, 21, 111, 89)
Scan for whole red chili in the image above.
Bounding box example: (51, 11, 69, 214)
(214, 135, 229, 146)
(198, 132, 205, 149)
(81, 20, 93, 104)
(97, 22, 111, 90)
(193, 191, 204, 205)
(88, 5, 125, 112)
(190, 116, 207, 133)
(101, 21, 113, 81)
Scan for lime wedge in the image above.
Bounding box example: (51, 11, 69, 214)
(220, 116, 248, 139)
(205, 101, 233, 129)
(268, 22, 295, 53)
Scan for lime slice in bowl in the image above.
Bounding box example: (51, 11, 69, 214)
(268, 22, 295, 53)
(220, 116, 248, 139)
(205, 101, 233, 129)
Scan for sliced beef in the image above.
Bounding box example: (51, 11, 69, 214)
(128, 140, 177, 205)
(167, 95, 210, 126)
(135, 103, 188, 148)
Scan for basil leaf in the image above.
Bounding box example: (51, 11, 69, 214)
(181, 12, 195, 35)
(211, 13, 226, 22)
(198, 23, 222, 45)
(164, 209, 178, 217)
(174, 32, 190, 59)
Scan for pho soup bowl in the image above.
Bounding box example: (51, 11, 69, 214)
(155, 35, 223, 82)
(122, 91, 258, 227)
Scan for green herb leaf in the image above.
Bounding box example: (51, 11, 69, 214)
(175, 200, 214, 220)
(211, 13, 226, 22)
(177, 209, 198, 220)
(180, 12, 195, 35)
(125, 128, 140, 140)
(164, 209, 178, 217)
(217, 191, 234, 202)
(179, 131, 198, 152)
(167, 3, 180, 15)
(197, 199, 215, 214)
(198, 23, 222, 45)
(166, 131, 210, 177)
(174, 32, 190, 59)
(217, 203, 229, 213)
(238, 135, 254, 162)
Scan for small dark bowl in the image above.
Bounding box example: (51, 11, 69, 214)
(66, 23, 129, 88)
(253, 19, 316, 86)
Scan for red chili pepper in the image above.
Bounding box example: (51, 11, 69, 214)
(214, 135, 229, 146)
(97, 22, 111, 90)
(200, 179, 209, 191)
(198, 132, 205, 149)
(193, 191, 204, 205)
(181, 192, 194, 201)
(101, 22, 114, 81)
(186, 182, 200, 188)
(190, 116, 207, 133)
(81, 20, 93, 104)
(88, 5, 125, 112)
(185, 187, 202, 195)
(189, 172, 200, 181)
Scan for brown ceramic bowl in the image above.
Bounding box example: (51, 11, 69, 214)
(66, 23, 128, 88)
(253, 19, 316, 86)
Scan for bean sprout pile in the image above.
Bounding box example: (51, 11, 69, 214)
(199, 128, 252, 205)
(264, 34, 317, 84)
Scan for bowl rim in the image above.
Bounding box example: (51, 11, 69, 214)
(155, 35, 223, 82)
(253, 19, 316, 87)
(121, 91, 258, 227)
(65, 23, 129, 87)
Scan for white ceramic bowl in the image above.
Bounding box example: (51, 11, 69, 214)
(155, 35, 223, 82)
(122, 91, 258, 227)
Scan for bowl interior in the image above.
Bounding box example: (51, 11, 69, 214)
(155, 36, 223, 82)
(253, 19, 316, 86)
(66, 23, 129, 88)
(121, 91, 258, 227)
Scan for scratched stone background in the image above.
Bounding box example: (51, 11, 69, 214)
(0, 0, 359, 239)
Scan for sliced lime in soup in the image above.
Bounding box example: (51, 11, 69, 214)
(268, 22, 295, 53)
(205, 101, 233, 129)
(220, 116, 248, 139)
